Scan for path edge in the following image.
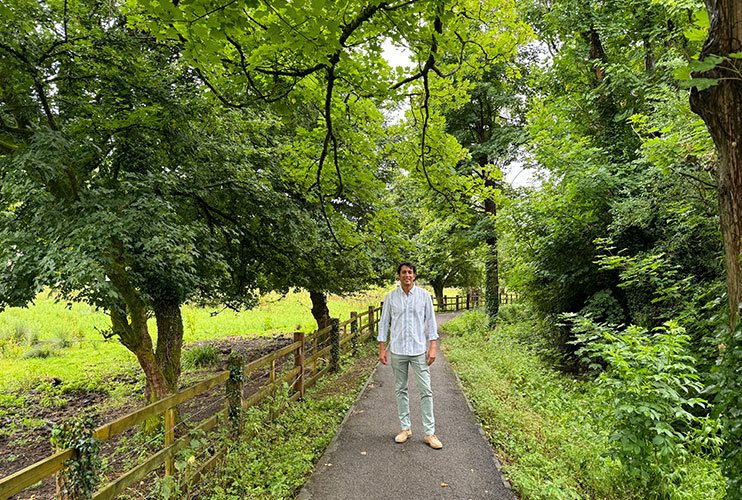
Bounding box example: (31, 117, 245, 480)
(295, 359, 381, 500)
(443, 346, 515, 494)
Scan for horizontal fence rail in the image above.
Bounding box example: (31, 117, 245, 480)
(434, 289, 517, 312)
(0, 291, 491, 500)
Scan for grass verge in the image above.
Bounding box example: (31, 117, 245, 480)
(441, 309, 725, 500)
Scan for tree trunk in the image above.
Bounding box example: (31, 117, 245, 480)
(484, 177, 499, 324)
(110, 303, 172, 403)
(431, 280, 444, 309)
(106, 246, 175, 404)
(689, 2, 742, 495)
(154, 295, 183, 394)
(689, 0, 742, 326)
(309, 290, 331, 330)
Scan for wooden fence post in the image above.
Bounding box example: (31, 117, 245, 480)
(350, 312, 358, 353)
(164, 407, 176, 476)
(466, 293, 470, 310)
(226, 352, 245, 437)
(53, 418, 101, 500)
(443, 295, 447, 312)
(330, 318, 340, 372)
(456, 295, 460, 311)
(294, 331, 305, 399)
(368, 305, 375, 338)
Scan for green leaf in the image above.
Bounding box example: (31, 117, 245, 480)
(692, 9, 710, 29)
(679, 78, 719, 91)
(689, 54, 726, 73)
(683, 28, 708, 42)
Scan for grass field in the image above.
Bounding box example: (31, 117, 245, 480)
(0, 285, 456, 394)
(0, 288, 398, 394)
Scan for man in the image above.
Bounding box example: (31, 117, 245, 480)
(377, 261, 442, 449)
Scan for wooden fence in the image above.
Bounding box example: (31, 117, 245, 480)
(1, 291, 495, 500)
(435, 290, 517, 311)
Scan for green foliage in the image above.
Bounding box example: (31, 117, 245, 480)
(568, 315, 713, 497)
(440, 310, 490, 337)
(496, 303, 530, 325)
(153, 429, 206, 500)
(710, 321, 742, 499)
(50, 416, 103, 500)
(20, 343, 62, 359)
(443, 310, 726, 500)
(443, 311, 632, 499)
(182, 344, 221, 371)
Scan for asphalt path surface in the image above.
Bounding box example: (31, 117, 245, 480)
(296, 312, 515, 500)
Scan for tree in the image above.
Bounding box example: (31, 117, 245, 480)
(688, 1, 742, 495)
(0, 0, 303, 401)
(690, 2, 742, 324)
(443, 62, 531, 321)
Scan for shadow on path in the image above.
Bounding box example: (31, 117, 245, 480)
(297, 312, 514, 500)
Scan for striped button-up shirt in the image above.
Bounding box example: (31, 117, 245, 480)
(377, 285, 438, 356)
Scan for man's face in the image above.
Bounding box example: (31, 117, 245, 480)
(398, 265, 416, 287)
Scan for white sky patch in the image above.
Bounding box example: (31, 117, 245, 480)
(382, 39, 413, 69)
(382, 39, 413, 124)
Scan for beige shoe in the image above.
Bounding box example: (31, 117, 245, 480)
(424, 434, 443, 449)
(395, 429, 412, 443)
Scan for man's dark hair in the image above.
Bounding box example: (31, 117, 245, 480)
(397, 261, 416, 275)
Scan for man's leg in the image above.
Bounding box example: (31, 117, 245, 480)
(390, 353, 411, 431)
(410, 353, 435, 436)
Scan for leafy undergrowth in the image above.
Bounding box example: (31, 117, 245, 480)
(193, 341, 377, 500)
(442, 309, 725, 500)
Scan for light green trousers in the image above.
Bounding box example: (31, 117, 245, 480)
(390, 352, 435, 435)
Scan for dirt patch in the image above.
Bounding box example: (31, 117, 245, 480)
(1, 333, 297, 500)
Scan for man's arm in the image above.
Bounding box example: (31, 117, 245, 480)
(426, 339, 436, 365)
(377, 296, 391, 365)
(425, 291, 438, 365)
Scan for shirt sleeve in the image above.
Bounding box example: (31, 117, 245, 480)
(377, 294, 392, 343)
(426, 291, 438, 341)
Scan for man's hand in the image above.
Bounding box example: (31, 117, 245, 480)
(379, 342, 387, 365)
(426, 340, 437, 366)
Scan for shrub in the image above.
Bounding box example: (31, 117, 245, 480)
(53, 331, 73, 349)
(568, 314, 709, 497)
(440, 310, 489, 337)
(182, 344, 221, 370)
(496, 303, 530, 324)
(712, 320, 742, 499)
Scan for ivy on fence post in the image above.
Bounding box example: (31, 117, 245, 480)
(293, 331, 305, 399)
(350, 312, 358, 353)
(330, 318, 340, 372)
(466, 293, 470, 310)
(51, 417, 102, 500)
(368, 305, 375, 339)
(226, 351, 245, 437)
(443, 296, 447, 312)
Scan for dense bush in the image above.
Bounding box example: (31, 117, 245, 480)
(568, 315, 715, 497)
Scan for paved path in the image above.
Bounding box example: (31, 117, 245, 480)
(297, 312, 514, 500)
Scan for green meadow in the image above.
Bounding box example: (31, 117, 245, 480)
(0, 288, 396, 394)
